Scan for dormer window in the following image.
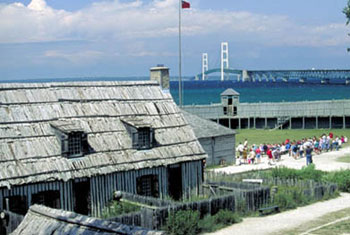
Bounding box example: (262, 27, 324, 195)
(60, 131, 89, 158)
(68, 132, 82, 156)
(122, 118, 156, 150)
(132, 127, 154, 150)
(50, 121, 89, 158)
(61, 131, 88, 158)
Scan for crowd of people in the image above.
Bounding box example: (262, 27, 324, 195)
(236, 133, 348, 166)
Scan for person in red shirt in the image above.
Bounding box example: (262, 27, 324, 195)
(329, 132, 333, 139)
(255, 147, 261, 164)
(267, 148, 273, 165)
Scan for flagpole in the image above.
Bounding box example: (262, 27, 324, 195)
(178, 0, 182, 107)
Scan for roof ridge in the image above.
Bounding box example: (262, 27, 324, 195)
(29, 205, 127, 234)
(0, 80, 159, 90)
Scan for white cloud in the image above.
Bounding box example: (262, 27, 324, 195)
(44, 50, 104, 64)
(0, 0, 348, 48)
(28, 0, 48, 11)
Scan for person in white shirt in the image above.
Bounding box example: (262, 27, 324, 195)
(243, 139, 248, 148)
(236, 143, 244, 165)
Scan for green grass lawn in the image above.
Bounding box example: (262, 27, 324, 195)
(279, 208, 350, 235)
(314, 219, 350, 235)
(235, 129, 350, 146)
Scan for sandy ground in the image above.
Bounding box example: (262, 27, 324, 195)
(207, 147, 350, 235)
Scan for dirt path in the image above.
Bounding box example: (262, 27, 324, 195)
(213, 146, 350, 174)
(208, 192, 350, 235)
(207, 147, 350, 234)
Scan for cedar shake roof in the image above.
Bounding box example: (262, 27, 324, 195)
(220, 88, 240, 96)
(0, 81, 206, 187)
(12, 204, 164, 235)
(182, 110, 235, 139)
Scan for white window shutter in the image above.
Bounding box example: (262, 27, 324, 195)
(150, 128, 154, 148)
(61, 134, 69, 155)
(132, 132, 139, 149)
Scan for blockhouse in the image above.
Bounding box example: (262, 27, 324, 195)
(183, 88, 350, 130)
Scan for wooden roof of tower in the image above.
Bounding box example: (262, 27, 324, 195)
(220, 88, 240, 96)
(12, 204, 164, 234)
(0, 81, 207, 188)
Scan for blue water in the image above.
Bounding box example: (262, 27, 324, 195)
(1, 77, 349, 105)
(170, 80, 350, 105)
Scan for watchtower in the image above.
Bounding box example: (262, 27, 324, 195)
(221, 88, 240, 116)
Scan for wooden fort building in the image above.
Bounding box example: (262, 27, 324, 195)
(0, 81, 207, 218)
(183, 111, 235, 166)
(183, 88, 350, 129)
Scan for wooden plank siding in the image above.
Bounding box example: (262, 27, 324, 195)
(0, 181, 66, 211)
(181, 161, 203, 199)
(0, 161, 203, 217)
(182, 99, 350, 119)
(90, 166, 169, 217)
(199, 135, 235, 166)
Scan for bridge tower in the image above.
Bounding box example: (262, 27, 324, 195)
(202, 53, 208, 80)
(221, 42, 229, 81)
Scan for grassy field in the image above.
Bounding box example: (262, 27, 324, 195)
(315, 219, 350, 235)
(235, 129, 350, 146)
(279, 208, 350, 235)
(336, 155, 350, 163)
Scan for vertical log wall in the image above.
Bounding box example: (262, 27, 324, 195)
(181, 161, 203, 199)
(0, 181, 74, 213)
(0, 160, 204, 218)
(90, 166, 168, 217)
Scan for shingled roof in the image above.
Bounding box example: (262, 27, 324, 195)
(0, 81, 206, 188)
(220, 88, 240, 96)
(12, 205, 163, 235)
(182, 111, 235, 139)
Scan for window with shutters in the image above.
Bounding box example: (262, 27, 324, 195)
(121, 118, 155, 150)
(50, 121, 89, 159)
(132, 127, 154, 150)
(61, 131, 88, 158)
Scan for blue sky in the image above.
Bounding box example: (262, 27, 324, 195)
(0, 0, 349, 80)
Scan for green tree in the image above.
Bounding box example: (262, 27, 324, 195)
(343, 1, 350, 51)
(344, 1, 350, 23)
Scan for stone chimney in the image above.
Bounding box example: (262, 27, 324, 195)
(150, 64, 169, 91)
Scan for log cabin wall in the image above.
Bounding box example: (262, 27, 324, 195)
(181, 160, 203, 199)
(0, 160, 203, 217)
(0, 181, 73, 214)
(90, 166, 169, 217)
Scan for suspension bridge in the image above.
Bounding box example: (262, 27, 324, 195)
(195, 42, 350, 84)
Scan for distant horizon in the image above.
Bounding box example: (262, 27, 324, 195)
(1, 76, 349, 85)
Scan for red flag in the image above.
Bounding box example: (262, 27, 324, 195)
(182, 0, 190, 9)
